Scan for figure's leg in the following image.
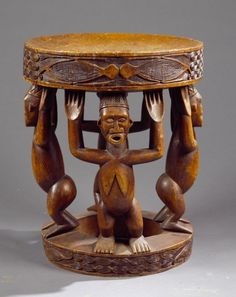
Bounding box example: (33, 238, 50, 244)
(154, 205, 190, 224)
(156, 173, 192, 233)
(87, 170, 99, 212)
(125, 199, 150, 253)
(153, 205, 171, 222)
(46, 175, 78, 238)
(94, 201, 115, 254)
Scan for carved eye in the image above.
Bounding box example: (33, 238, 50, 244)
(106, 118, 114, 123)
(118, 117, 127, 122)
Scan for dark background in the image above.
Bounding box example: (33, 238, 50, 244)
(0, 0, 235, 296)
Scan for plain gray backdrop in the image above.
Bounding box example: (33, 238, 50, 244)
(0, 0, 235, 296)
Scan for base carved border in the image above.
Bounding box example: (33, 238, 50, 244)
(42, 212, 193, 277)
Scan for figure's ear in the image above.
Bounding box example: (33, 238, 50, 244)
(129, 119, 133, 128)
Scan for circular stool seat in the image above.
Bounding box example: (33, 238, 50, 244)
(23, 33, 203, 92)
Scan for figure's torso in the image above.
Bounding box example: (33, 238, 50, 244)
(97, 159, 135, 216)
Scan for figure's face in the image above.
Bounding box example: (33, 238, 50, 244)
(24, 85, 42, 126)
(24, 96, 40, 126)
(191, 91, 203, 127)
(98, 106, 133, 145)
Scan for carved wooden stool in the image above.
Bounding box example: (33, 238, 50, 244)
(23, 33, 203, 276)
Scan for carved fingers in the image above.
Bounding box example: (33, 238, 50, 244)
(65, 91, 85, 121)
(39, 87, 56, 111)
(39, 88, 48, 111)
(144, 90, 164, 122)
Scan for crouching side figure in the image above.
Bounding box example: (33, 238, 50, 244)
(154, 85, 203, 234)
(24, 85, 78, 238)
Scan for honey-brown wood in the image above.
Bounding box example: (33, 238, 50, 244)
(25, 85, 78, 238)
(23, 33, 203, 276)
(154, 85, 202, 233)
(42, 211, 193, 276)
(23, 33, 203, 92)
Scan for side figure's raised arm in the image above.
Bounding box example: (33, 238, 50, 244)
(65, 90, 110, 165)
(169, 86, 197, 153)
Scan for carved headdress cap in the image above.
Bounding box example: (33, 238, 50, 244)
(97, 92, 129, 110)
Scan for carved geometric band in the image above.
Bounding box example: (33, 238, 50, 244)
(23, 46, 203, 91)
(44, 239, 192, 276)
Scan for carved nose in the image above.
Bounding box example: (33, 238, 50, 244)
(113, 120, 119, 130)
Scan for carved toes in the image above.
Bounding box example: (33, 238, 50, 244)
(129, 235, 151, 254)
(94, 236, 115, 254)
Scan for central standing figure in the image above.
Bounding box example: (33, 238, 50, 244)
(65, 90, 164, 254)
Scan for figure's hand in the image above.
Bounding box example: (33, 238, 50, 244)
(39, 88, 48, 111)
(39, 87, 55, 111)
(145, 91, 164, 122)
(65, 91, 84, 121)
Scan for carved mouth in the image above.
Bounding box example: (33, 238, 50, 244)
(112, 135, 121, 141)
(109, 133, 125, 144)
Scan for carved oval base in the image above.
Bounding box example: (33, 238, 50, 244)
(42, 211, 193, 277)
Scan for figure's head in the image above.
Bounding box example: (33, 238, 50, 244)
(189, 86, 203, 127)
(24, 85, 42, 126)
(97, 92, 133, 146)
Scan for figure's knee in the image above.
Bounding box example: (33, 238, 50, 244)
(156, 174, 185, 218)
(156, 174, 181, 202)
(47, 175, 77, 216)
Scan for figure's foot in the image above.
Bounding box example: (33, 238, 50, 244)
(153, 206, 170, 222)
(161, 215, 192, 234)
(179, 218, 190, 224)
(129, 235, 151, 254)
(87, 204, 97, 212)
(94, 236, 115, 254)
(154, 207, 190, 224)
(45, 222, 78, 239)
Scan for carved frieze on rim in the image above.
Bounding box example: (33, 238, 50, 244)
(43, 238, 193, 276)
(23, 46, 203, 90)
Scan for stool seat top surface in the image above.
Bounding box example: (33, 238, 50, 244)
(25, 33, 203, 57)
(23, 33, 204, 91)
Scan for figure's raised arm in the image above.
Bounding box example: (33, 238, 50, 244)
(129, 96, 151, 133)
(124, 90, 164, 165)
(33, 87, 57, 147)
(65, 90, 110, 165)
(169, 86, 197, 153)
